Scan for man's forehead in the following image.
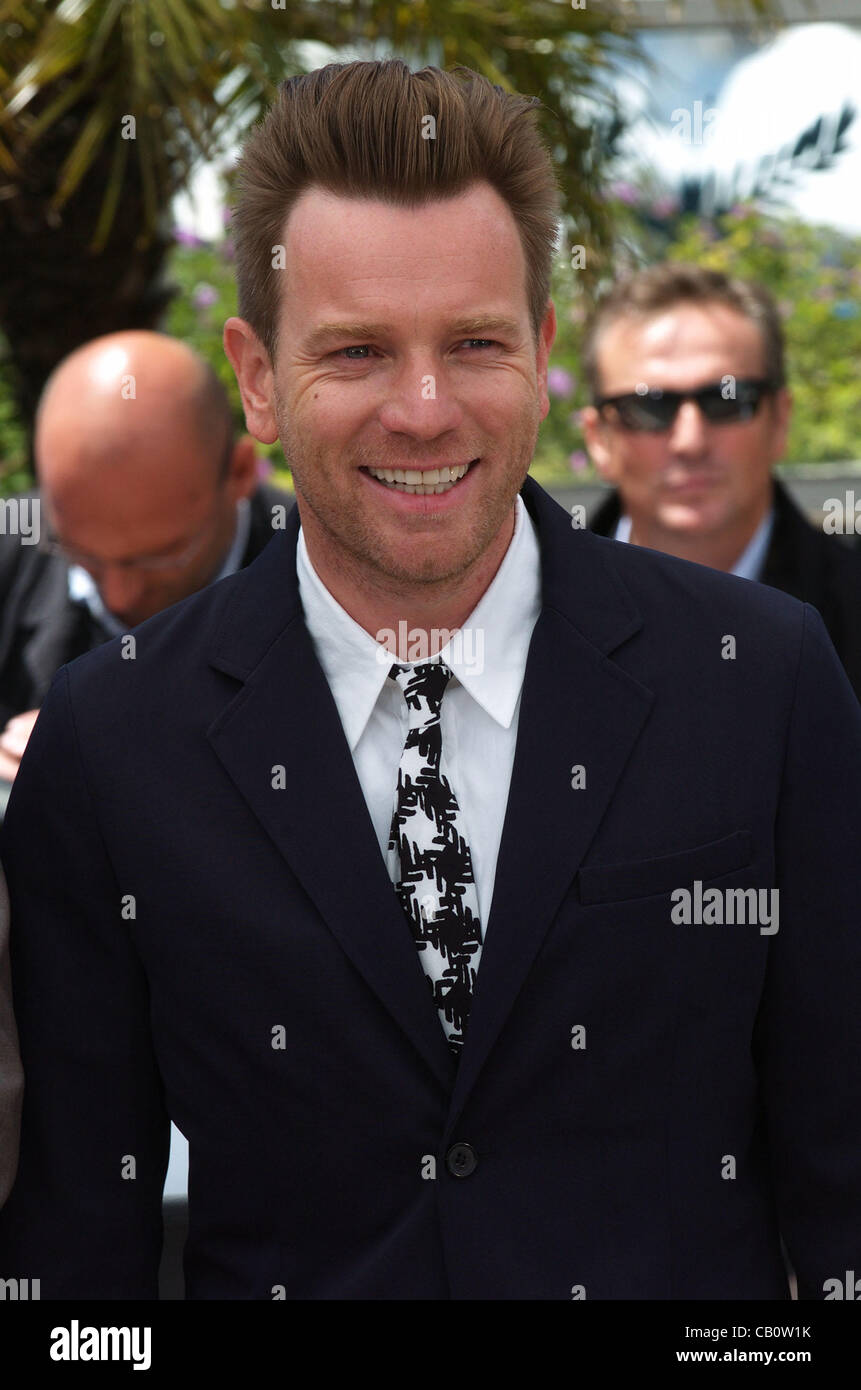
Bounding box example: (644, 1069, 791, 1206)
(276, 182, 530, 329)
(281, 179, 518, 244)
(599, 303, 765, 369)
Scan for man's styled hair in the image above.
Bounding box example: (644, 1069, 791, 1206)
(582, 263, 787, 400)
(231, 59, 562, 363)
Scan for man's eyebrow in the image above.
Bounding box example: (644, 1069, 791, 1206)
(302, 316, 523, 352)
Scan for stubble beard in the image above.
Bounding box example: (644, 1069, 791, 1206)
(275, 396, 540, 596)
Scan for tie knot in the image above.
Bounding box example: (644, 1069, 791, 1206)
(389, 661, 453, 719)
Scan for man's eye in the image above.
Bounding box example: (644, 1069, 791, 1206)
(332, 346, 375, 361)
(335, 339, 498, 360)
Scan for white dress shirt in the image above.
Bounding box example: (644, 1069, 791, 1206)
(296, 493, 543, 932)
(612, 506, 775, 581)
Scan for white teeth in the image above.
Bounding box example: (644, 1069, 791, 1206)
(366, 461, 471, 494)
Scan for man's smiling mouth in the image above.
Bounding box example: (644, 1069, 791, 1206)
(360, 460, 478, 495)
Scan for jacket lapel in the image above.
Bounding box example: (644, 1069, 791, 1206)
(206, 513, 456, 1089)
(760, 477, 824, 604)
(18, 557, 93, 705)
(445, 478, 654, 1125)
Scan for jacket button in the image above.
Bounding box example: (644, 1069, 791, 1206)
(446, 1142, 478, 1177)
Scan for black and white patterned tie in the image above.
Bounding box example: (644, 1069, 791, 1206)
(387, 661, 483, 1057)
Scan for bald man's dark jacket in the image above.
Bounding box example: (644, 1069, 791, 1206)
(0, 483, 291, 727)
(589, 477, 861, 701)
(2, 475, 861, 1300)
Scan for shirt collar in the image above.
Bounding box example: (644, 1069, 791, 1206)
(296, 492, 542, 752)
(731, 507, 774, 580)
(67, 498, 251, 634)
(612, 506, 775, 581)
(66, 563, 124, 637)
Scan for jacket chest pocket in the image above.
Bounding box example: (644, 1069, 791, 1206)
(576, 830, 753, 906)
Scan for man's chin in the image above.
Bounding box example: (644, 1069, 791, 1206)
(371, 549, 475, 589)
(656, 502, 724, 535)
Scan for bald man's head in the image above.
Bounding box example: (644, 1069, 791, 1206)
(35, 331, 235, 488)
(35, 331, 259, 627)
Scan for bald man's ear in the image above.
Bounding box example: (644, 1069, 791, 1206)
(224, 435, 260, 503)
(223, 318, 279, 445)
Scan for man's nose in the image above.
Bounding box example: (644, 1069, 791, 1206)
(377, 358, 465, 440)
(668, 399, 709, 454)
(93, 565, 150, 621)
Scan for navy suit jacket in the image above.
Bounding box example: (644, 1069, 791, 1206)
(1, 474, 860, 1299)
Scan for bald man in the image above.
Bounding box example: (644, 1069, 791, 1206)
(0, 331, 291, 782)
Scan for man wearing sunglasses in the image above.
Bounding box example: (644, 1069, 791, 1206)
(583, 264, 861, 699)
(0, 330, 290, 787)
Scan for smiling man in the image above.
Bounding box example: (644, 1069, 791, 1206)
(224, 182, 550, 653)
(583, 264, 861, 698)
(1, 60, 860, 1302)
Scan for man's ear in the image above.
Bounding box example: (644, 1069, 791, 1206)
(536, 299, 557, 421)
(580, 405, 617, 481)
(767, 386, 793, 464)
(223, 317, 280, 446)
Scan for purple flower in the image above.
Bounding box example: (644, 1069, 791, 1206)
(173, 227, 205, 248)
(650, 195, 678, 218)
(568, 449, 588, 473)
(192, 283, 219, 310)
(548, 367, 576, 398)
(255, 455, 274, 479)
(219, 237, 235, 262)
(610, 181, 640, 206)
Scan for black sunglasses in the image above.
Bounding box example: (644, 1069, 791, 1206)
(595, 378, 778, 432)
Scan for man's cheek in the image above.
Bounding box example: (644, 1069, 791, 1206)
(623, 450, 657, 490)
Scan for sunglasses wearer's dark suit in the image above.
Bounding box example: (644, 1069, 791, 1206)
(1, 474, 860, 1298)
(589, 410, 861, 702)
